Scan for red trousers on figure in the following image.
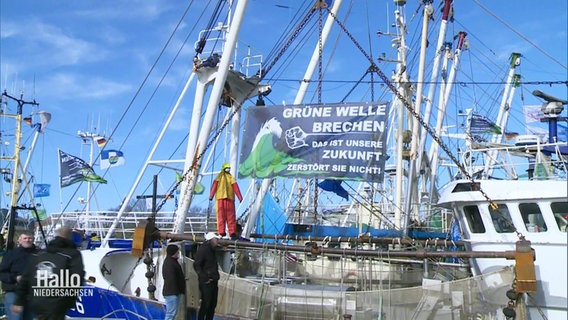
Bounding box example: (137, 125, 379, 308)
(216, 199, 237, 236)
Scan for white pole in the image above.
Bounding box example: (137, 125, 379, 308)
(429, 32, 467, 198)
(484, 53, 521, 177)
(102, 72, 196, 247)
(173, 0, 250, 234)
(392, 9, 412, 230)
(402, 3, 434, 229)
(406, 0, 453, 216)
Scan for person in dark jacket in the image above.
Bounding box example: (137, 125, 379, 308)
(12, 227, 85, 320)
(0, 232, 37, 320)
(193, 232, 221, 320)
(162, 244, 186, 320)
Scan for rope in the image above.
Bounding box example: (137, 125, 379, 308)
(472, 0, 567, 70)
(49, 0, 200, 231)
(195, 0, 227, 55)
(323, 5, 529, 240)
(526, 293, 548, 320)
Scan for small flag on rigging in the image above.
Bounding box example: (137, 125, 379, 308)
(100, 150, 125, 169)
(523, 105, 544, 124)
(33, 184, 51, 198)
(318, 179, 349, 200)
(35, 208, 47, 220)
(95, 136, 107, 147)
(175, 172, 205, 195)
(37, 111, 51, 133)
(468, 113, 502, 134)
(504, 132, 520, 140)
(59, 150, 107, 187)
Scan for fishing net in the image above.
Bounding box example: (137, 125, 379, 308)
(184, 253, 514, 320)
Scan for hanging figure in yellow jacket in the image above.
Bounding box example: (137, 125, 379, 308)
(209, 163, 243, 238)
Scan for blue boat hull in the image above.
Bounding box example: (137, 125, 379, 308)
(67, 285, 165, 319)
(66, 285, 211, 319)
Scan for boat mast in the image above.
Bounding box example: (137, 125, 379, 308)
(0, 92, 39, 250)
(404, 0, 453, 230)
(77, 130, 102, 231)
(392, 7, 412, 230)
(402, 1, 434, 228)
(21, 112, 50, 182)
(101, 70, 197, 247)
(484, 53, 521, 177)
(427, 31, 467, 198)
(104, 0, 260, 244)
(172, 0, 250, 234)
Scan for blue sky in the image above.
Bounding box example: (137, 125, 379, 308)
(0, 0, 566, 217)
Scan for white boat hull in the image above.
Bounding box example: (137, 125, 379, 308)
(438, 179, 568, 319)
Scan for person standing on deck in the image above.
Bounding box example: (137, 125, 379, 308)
(162, 244, 186, 320)
(209, 163, 243, 239)
(12, 227, 84, 320)
(193, 232, 221, 320)
(0, 232, 37, 320)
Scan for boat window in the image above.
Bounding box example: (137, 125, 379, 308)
(452, 182, 481, 192)
(551, 202, 568, 232)
(463, 205, 485, 233)
(519, 203, 547, 232)
(489, 204, 515, 233)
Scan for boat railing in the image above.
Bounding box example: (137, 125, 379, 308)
(193, 23, 264, 78)
(239, 49, 263, 78)
(462, 140, 567, 179)
(194, 22, 227, 60)
(39, 211, 217, 241)
(284, 202, 452, 232)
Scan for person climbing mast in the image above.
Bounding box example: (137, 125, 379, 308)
(209, 163, 243, 239)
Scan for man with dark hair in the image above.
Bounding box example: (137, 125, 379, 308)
(0, 232, 37, 320)
(12, 227, 85, 320)
(193, 232, 221, 320)
(162, 244, 186, 320)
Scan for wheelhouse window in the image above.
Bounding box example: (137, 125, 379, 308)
(452, 182, 481, 192)
(551, 202, 568, 232)
(489, 204, 515, 233)
(463, 205, 485, 233)
(519, 203, 547, 232)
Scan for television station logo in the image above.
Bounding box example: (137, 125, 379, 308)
(32, 261, 93, 298)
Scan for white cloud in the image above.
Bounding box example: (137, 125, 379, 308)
(31, 19, 107, 65)
(1, 18, 107, 71)
(74, 2, 174, 22)
(41, 72, 132, 101)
